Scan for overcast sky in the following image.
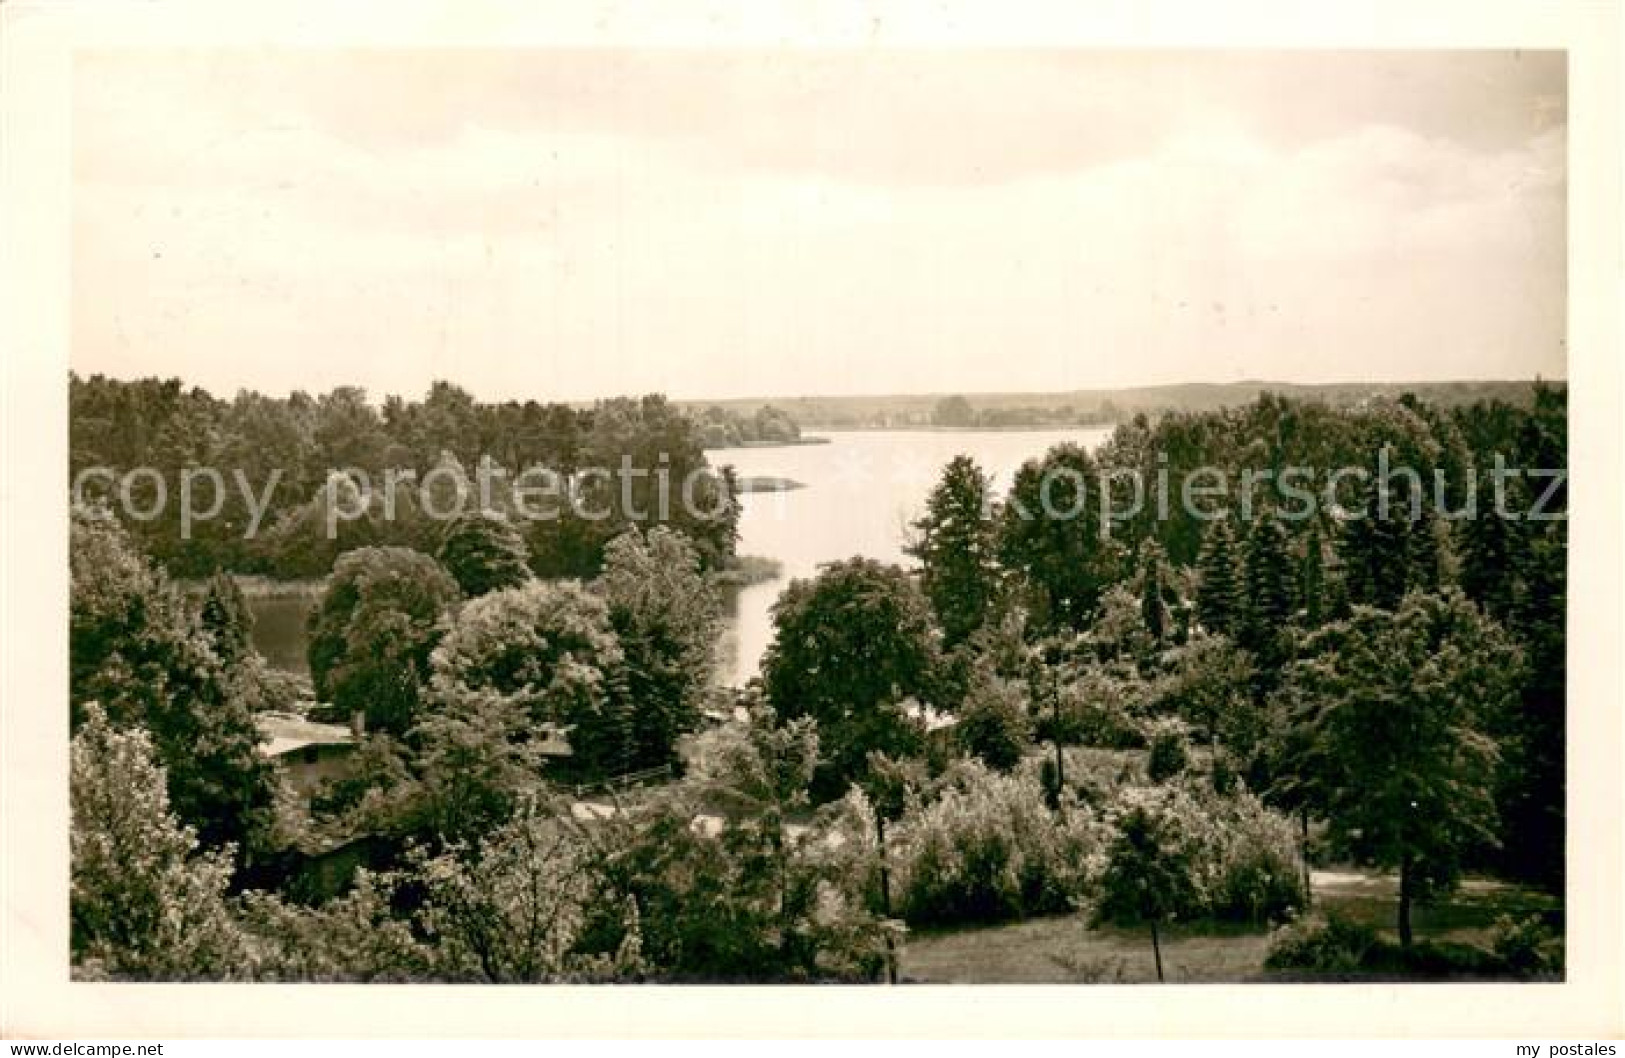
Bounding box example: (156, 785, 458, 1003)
(72, 50, 1565, 403)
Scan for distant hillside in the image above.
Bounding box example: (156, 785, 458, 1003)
(678, 380, 1562, 429)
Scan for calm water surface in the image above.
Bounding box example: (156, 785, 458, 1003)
(246, 427, 1113, 686)
(248, 594, 318, 676)
(712, 427, 1112, 685)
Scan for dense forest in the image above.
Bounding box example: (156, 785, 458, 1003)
(68, 376, 1566, 983)
(69, 376, 743, 579)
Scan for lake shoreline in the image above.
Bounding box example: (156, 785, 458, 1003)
(709, 554, 782, 589)
(180, 575, 326, 598)
(799, 423, 1115, 434)
(704, 436, 831, 451)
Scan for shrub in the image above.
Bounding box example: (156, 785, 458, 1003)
(1490, 914, 1564, 978)
(1093, 781, 1305, 926)
(1268, 913, 1538, 981)
(892, 763, 1106, 926)
(1205, 786, 1306, 921)
(1053, 665, 1147, 749)
(956, 667, 1032, 771)
(588, 796, 890, 983)
(1146, 719, 1190, 782)
(240, 870, 431, 982)
(1391, 939, 1506, 977)
(1264, 912, 1381, 974)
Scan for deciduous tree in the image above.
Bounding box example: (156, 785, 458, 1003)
(762, 559, 938, 797)
(307, 546, 462, 735)
(436, 510, 531, 598)
(71, 705, 249, 979)
(1271, 590, 1522, 945)
(71, 509, 275, 851)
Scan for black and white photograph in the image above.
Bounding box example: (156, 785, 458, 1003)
(2, 0, 1621, 1043)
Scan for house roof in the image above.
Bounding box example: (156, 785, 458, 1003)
(255, 711, 355, 758)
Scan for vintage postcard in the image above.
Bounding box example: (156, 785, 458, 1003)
(1, 0, 1620, 1041)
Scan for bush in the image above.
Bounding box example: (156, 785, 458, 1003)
(1268, 912, 1545, 981)
(589, 797, 890, 983)
(1264, 912, 1381, 974)
(1146, 719, 1190, 782)
(1490, 914, 1564, 978)
(892, 763, 1105, 927)
(1390, 939, 1506, 977)
(956, 668, 1032, 771)
(1093, 781, 1305, 926)
(1205, 786, 1306, 921)
(1052, 666, 1147, 749)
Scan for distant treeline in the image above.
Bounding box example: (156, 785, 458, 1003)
(928, 394, 1115, 429)
(688, 403, 805, 448)
(689, 379, 1561, 429)
(69, 375, 741, 580)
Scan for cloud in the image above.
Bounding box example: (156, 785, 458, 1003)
(71, 50, 1566, 400)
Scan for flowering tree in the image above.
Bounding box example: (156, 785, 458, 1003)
(71, 705, 249, 979)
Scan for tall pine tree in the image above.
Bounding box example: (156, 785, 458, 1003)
(1196, 518, 1243, 637)
(1341, 478, 1412, 610)
(1242, 516, 1295, 648)
(198, 570, 253, 667)
(1459, 489, 1522, 623)
(908, 455, 1000, 648)
(1298, 522, 1328, 628)
(1407, 504, 1445, 593)
(1241, 515, 1295, 698)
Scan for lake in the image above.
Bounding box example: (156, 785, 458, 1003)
(710, 426, 1113, 685)
(248, 593, 320, 675)
(245, 427, 1114, 687)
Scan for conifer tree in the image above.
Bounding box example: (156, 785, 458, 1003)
(1459, 497, 1520, 623)
(1195, 519, 1242, 636)
(1407, 504, 1444, 593)
(1298, 522, 1327, 628)
(1272, 590, 1522, 946)
(198, 570, 253, 666)
(1242, 516, 1295, 650)
(1137, 537, 1172, 646)
(1340, 479, 1411, 610)
(599, 527, 721, 773)
(908, 455, 1000, 647)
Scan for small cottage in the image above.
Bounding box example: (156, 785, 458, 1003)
(255, 710, 361, 797)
